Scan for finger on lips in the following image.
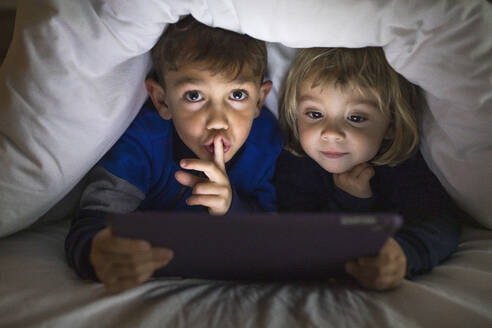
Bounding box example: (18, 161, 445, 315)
(213, 135, 226, 171)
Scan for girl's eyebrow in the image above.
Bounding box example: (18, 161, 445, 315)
(297, 95, 321, 104)
(348, 98, 378, 108)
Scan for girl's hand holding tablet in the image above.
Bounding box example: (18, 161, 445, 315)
(345, 237, 407, 291)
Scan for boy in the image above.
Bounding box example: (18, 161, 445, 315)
(65, 16, 282, 293)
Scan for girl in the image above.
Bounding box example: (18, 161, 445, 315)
(274, 47, 465, 291)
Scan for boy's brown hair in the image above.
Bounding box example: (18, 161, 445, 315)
(280, 47, 421, 166)
(151, 15, 267, 87)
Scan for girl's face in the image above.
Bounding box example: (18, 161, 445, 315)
(296, 79, 391, 174)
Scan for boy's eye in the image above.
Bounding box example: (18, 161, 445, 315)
(230, 90, 248, 101)
(306, 111, 323, 119)
(184, 91, 203, 102)
(347, 115, 367, 123)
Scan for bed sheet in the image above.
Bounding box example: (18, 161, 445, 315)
(0, 219, 491, 328)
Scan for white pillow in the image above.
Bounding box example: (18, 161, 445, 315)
(0, 0, 189, 237)
(1, 0, 490, 238)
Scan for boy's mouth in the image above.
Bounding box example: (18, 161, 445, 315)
(204, 137, 231, 154)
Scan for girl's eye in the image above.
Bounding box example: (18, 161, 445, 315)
(184, 91, 203, 102)
(230, 90, 248, 101)
(306, 111, 323, 119)
(347, 115, 367, 123)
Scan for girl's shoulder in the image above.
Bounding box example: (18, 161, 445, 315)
(275, 149, 329, 188)
(276, 149, 322, 172)
(374, 150, 437, 187)
(378, 150, 428, 173)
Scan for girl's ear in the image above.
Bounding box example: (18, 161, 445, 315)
(145, 78, 172, 120)
(255, 80, 273, 118)
(384, 124, 395, 140)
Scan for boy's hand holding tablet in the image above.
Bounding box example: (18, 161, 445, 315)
(90, 228, 174, 293)
(91, 137, 233, 292)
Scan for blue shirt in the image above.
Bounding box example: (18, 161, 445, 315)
(99, 103, 283, 212)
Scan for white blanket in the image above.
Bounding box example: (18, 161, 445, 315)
(1, 0, 491, 238)
(0, 220, 491, 328)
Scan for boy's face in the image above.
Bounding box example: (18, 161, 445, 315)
(147, 64, 271, 163)
(296, 79, 391, 174)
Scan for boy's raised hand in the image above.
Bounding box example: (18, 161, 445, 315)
(175, 136, 233, 215)
(90, 227, 174, 293)
(345, 237, 407, 291)
(333, 162, 374, 198)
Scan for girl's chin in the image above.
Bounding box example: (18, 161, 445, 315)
(318, 162, 351, 174)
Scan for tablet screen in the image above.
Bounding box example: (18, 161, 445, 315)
(111, 211, 402, 280)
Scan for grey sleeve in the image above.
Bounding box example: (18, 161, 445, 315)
(65, 166, 146, 280)
(80, 166, 146, 214)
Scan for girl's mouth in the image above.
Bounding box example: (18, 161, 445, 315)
(321, 151, 347, 159)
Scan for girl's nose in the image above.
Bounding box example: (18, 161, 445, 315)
(206, 105, 229, 131)
(320, 120, 344, 142)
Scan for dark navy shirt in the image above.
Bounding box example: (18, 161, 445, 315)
(274, 149, 465, 278)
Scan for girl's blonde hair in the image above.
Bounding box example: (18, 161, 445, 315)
(279, 47, 421, 166)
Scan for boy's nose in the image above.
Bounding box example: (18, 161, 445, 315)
(320, 120, 344, 142)
(206, 106, 229, 131)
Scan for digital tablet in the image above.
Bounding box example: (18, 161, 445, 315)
(110, 211, 402, 281)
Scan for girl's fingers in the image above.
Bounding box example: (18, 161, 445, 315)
(345, 260, 401, 290)
(349, 162, 371, 178)
(360, 166, 375, 181)
(213, 136, 226, 172)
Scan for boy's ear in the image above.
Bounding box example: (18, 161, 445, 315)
(255, 80, 273, 117)
(145, 78, 172, 120)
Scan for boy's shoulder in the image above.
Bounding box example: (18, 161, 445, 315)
(124, 101, 173, 143)
(245, 107, 283, 154)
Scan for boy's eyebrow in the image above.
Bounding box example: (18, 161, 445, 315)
(172, 77, 204, 88)
(171, 76, 258, 88)
(230, 76, 259, 85)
